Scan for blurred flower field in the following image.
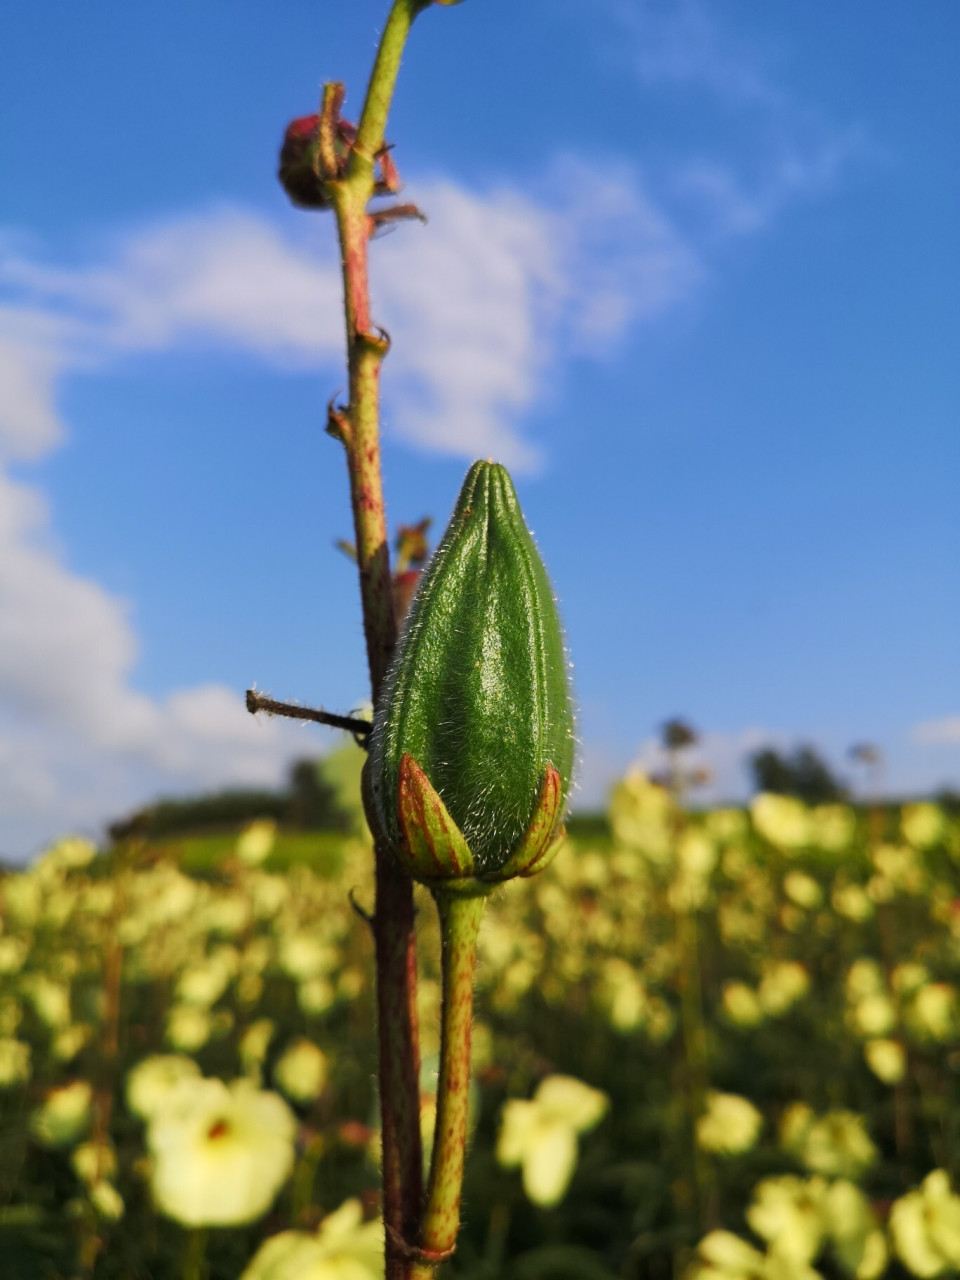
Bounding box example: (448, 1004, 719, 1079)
(4, 776, 960, 1280)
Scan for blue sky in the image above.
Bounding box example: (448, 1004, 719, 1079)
(1, 1, 958, 857)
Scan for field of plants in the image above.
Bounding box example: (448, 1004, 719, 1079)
(3, 770, 960, 1280)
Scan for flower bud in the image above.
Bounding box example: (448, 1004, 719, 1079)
(366, 460, 574, 888)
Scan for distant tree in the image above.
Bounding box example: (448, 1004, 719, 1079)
(284, 757, 350, 830)
(749, 745, 848, 805)
(661, 718, 699, 752)
(110, 753, 353, 840)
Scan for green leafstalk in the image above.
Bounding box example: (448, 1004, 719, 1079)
(411, 890, 488, 1278)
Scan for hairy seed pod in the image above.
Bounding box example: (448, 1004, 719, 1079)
(365, 460, 575, 887)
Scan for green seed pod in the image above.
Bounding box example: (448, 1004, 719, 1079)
(365, 460, 575, 888)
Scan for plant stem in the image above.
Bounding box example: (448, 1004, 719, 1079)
(676, 905, 712, 1229)
(182, 1227, 208, 1280)
(411, 890, 487, 1278)
(326, 3, 433, 1273)
(351, 0, 425, 179)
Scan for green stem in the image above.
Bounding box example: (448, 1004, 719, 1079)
(676, 907, 712, 1228)
(291, 1136, 325, 1223)
(182, 1227, 208, 1280)
(412, 890, 487, 1278)
(351, 0, 426, 176)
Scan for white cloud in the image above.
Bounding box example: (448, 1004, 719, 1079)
(912, 717, 960, 747)
(0, 137, 851, 857)
(0, 166, 704, 857)
(1, 169, 699, 470)
(373, 166, 698, 466)
(0, 459, 309, 859)
(674, 133, 862, 240)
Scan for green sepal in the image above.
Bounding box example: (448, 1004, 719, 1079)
(496, 764, 564, 879)
(396, 753, 476, 882)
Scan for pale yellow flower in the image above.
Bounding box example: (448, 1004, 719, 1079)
(610, 772, 674, 865)
(274, 1038, 329, 1104)
(26, 976, 71, 1028)
(831, 882, 873, 922)
(747, 1175, 827, 1263)
(126, 1053, 202, 1121)
(166, 1004, 212, 1052)
(751, 794, 810, 851)
(692, 1230, 766, 1280)
(864, 1039, 906, 1085)
(600, 958, 649, 1032)
(678, 829, 718, 878)
(90, 1180, 125, 1221)
(901, 804, 944, 850)
(907, 983, 957, 1043)
(696, 1091, 763, 1156)
(298, 978, 336, 1017)
(497, 1075, 608, 1206)
(892, 963, 930, 997)
(0, 936, 29, 975)
(759, 962, 810, 1016)
(0, 998, 21, 1037)
(72, 1139, 117, 1185)
(872, 844, 926, 896)
(824, 1179, 887, 1280)
(780, 1103, 815, 1156)
(236, 819, 278, 867)
(46, 836, 97, 871)
(240, 1019, 276, 1075)
(0, 1037, 30, 1087)
(2, 874, 41, 925)
(706, 810, 748, 844)
(722, 982, 764, 1029)
(848, 993, 896, 1040)
(783, 873, 822, 910)
(281, 934, 337, 982)
(810, 804, 855, 853)
(52, 1023, 92, 1063)
(176, 957, 232, 1008)
(147, 1077, 296, 1226)
(800, 1111, 877, 1180)
(845, 959, 885, 1003)
(31, 1080, 93, 1147)
(890, 1171, 960, 1277)
(240, 1198, 384, 1280)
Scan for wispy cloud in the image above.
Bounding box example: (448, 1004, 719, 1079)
(608, 0, 781, 103)
(912, 716, 960, 747)
(0, 168, 699, 470)
(603, 0, 868, 242)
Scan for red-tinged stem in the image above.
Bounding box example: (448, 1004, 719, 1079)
(326, 4, 441, 1274)
(332, 184, 423, 1280)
